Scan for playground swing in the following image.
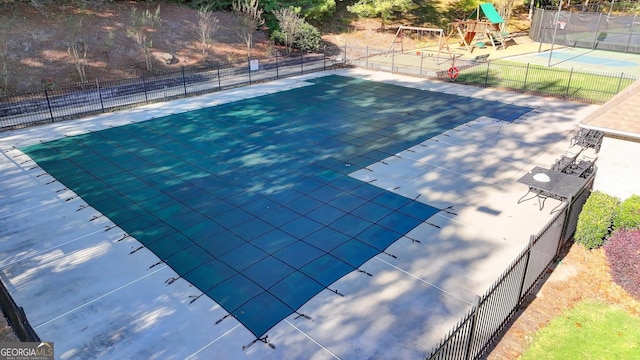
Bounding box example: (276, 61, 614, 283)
(384, 26, 450, 58)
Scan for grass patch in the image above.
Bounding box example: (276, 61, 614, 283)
(457, 60, 635, 103)
(521, 299, 640, 359)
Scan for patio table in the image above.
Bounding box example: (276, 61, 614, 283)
(517, 166, 587, 213)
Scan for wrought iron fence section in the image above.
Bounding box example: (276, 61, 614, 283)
(0, 53, 330, 131)
(426, 170, 594, 360)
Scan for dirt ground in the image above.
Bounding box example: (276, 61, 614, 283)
(0, 2, 274, 94)
(2, 2, 639, 357)
(0, 1, 531, 94)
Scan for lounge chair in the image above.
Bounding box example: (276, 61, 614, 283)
(564, 156, 597, 178)
(570, 129, 603, 152)
(551, 150, 582, 172)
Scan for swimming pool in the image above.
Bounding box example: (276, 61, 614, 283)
(21, 75, 533, 340)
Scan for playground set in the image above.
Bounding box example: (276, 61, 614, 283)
(380, 3, 508, 81)
(445, 3, 510, 52)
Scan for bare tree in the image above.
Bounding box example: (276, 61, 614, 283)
(273, 7, 303, 54)
(66, 15, 88, 83)
(232, 0, 264, 57)
(197, 4, 220, 63)
(496, 0, 517, 32)
(127, 5, 162, 72)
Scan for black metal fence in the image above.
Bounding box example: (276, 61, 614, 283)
(2, 41, 637, 131)
(426, 171, 596, 360)
(0, 51, 341, 131)
(345, 44, 637, 104)
(0, 278, 40, 342)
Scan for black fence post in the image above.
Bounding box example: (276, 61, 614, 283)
(616, 72, 624, 93)
(96, 79, 104, 112)
(323, 45, 326, 70)
(217, 61, 222, 91)
(366, 46, 369, 69)
(557, 196, 572, 254)
(182, 66, 187, 97)
(523, 63, 530, 91)
(344, 43, 347, 63)
(464, 295, 482, 360)
(300, 53, 304, 75)
(391, 51, 395, 73)
(43, 87, 54, 122)
(565, 68, 574, 97)
(276, 52, 279, 79)
(484, 62, 490, 87)
(518, 236, 535, 299)
(141, 73, 149, 104)
(248, 57, 252, 85)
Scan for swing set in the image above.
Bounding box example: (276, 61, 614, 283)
(384, 26, 450, 58)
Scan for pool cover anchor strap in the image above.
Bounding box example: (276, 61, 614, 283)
(440, 205, 458, 216)
(356, 269, 373, 277)
(189, 293, 204, 304)
(328, 287, 345, 297)
(129, 245, 145, 254)
(149, 260, 164, 269)
(293, 312, 312, 320)
(215, 313, 236, 325)
(164, 276, 180, 285)
(243, 335, 276, 351)
(382, 251, 398, 259)
(116, 233, 131, 242)
(425, 222, 441, 229)
(90, 214, 104, 222)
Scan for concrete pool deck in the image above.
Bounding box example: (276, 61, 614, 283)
(0, 69, 599, 359)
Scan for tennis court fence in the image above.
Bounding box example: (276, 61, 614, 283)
(425, 170, 595, 360)
(1, 43, 636, 131)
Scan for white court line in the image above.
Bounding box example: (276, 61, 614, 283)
(285, 319, 342, 360)
(34, 265, 168, 329)
(374, 257, 473, 306)
(184, 324, 242, 360)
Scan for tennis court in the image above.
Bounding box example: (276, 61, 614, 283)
(506, 46, 640, 75)
(0, 70, 595, 359)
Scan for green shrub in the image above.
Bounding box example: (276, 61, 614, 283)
(271, 22, 321, 53)
(270, 29, 286, 46)
(613, 195, 640, 230)
(574, 191, 620, 249)
(294, 22, 321, 52)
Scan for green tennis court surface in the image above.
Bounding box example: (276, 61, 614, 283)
(21, 75, 532, 339)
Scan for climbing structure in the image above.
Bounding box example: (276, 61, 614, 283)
(446, 3, 509, 52)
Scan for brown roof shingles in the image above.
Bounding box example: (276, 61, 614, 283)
(581, 79, 640, 138)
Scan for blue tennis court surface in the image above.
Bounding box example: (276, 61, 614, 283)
(21, 75, 532, 339)
(536, 50, 638, 67)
